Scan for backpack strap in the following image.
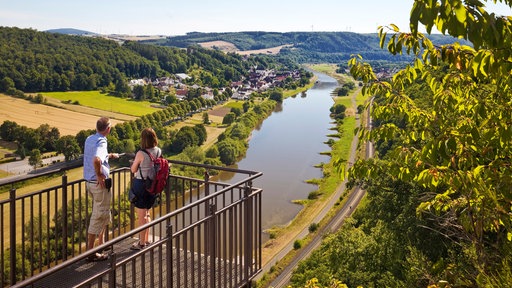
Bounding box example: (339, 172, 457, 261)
(141, 149, 160, 161)
(139, 149, 153, 180)
(139, 168, 145, 180)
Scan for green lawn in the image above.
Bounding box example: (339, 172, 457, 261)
(42, 91, 158, 116)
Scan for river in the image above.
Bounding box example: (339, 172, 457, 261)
(218, 71, 339, 230)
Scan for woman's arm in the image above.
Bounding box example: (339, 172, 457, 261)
(130, 151, 143, 174)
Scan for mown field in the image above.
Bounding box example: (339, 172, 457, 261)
(0, 94, 126, 136)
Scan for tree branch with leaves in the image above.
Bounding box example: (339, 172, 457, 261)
(347, 0, 512, 284)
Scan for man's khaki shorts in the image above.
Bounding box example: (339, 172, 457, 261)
(86, 182, 112, 235)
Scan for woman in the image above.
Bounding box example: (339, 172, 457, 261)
(129, 127, 160, 250)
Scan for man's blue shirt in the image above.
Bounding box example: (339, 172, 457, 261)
(83, 133, 110, 181)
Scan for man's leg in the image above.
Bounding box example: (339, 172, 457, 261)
(97, 226, 106, 246)
(87, 233, 96, 250)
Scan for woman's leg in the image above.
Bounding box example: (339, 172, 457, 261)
(143, 210, 151, 243)
(136, 207, 146, 245)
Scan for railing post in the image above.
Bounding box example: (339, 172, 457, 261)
(204, 170, 210, 196)
(204, 169, 211, 261)
(9, 187, 16, 286)
(166, 224, 173, 288)
(108, 251, 116, 288)
(244, 180, 253, 287)
(209, 203, 216, 288)
(129, 172, 135, 231)
(61, 172, 68, 260)
(165, 170, 171, 214)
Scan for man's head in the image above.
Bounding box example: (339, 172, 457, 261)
(96, 117, 111, 134)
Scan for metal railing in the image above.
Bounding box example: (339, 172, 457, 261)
(0, 160, 262, 287)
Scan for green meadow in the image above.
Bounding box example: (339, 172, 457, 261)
(42, 91, 158, 116)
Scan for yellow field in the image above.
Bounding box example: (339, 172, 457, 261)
(0, 94, 125, 136)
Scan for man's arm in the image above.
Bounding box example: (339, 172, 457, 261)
(93, 156, 107, 188)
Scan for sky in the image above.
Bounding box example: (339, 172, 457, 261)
(0, 0, 510, 36)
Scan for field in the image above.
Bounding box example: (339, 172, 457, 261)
(42, 91, 157, 116)
(198, 40, 292, 55)
(0, 94, 126, 136)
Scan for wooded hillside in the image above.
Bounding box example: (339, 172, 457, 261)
(144, 31, 465, 63)
(0, 27, 288, 93)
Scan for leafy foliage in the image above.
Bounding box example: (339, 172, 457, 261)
(342, 0, 512, 286)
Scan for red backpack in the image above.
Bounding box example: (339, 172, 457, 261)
(141, 149, 169, 195)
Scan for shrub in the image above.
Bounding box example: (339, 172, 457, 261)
(308, 223, 319, 233)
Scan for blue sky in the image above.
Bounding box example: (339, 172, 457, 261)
(1, 0, 510, 35)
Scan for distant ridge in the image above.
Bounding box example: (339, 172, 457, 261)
(45, 28, 97, 35)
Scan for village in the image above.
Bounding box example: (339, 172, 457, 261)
(128, 67, 305, 102)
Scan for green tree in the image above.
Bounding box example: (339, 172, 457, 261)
(222, 112, 236, 125)
(19, 126, 40, 151)
(170, 126, 198, 153)
(205, 146, 219, 158)
(336, 86, 349, 96)
(133, 85, 144, 100)
(114, 78, 130, 96)
(231, 107, 242, 117)
(192, 124, 207, 145)
(36, 124, 60, 152)
(216, 138, 244, 165)
(15, 145, 26, 159)
(165, 94, 178, 105)
(202, 112, 210, 124)
(0, 120, 19, 141)
(229, 123, 250, 140)
(269, 89, 283, 102)
(348, 0, 512, 285)
(0, 76, 15, 92)
(56, 135, 81, 161)
(28, 149, 42, 170)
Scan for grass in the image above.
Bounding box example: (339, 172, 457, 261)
(42, 91, 158, 116)
(305, 63, 348, 83)
(0, 140, 16, 159)
(224, 101, 244, 110)
(0, 140, 17, 177)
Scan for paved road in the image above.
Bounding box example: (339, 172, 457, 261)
(0, 155, 66, 185)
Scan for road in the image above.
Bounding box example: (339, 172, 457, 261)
(0, 155, 66, 185)
(265, 95, 374, 288)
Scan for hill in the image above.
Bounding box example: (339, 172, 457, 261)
(142, 31, 467, 64)
(45, 28, 97, 35)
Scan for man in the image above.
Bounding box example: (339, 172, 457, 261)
(83, 117, 118, 261)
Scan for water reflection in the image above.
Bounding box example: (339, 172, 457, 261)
(221, 71, 339, 230)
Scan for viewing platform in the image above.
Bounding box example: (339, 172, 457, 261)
(0, 160, 263, 287)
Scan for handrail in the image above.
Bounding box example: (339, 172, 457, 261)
(2, 159, 263, 287)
